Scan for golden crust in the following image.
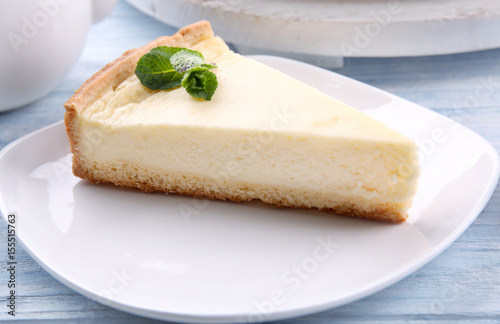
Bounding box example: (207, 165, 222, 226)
(77, 159, 407, 223)
(64, 21, 409, 223)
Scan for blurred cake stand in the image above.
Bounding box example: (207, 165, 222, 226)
(126, 0, 500, 68)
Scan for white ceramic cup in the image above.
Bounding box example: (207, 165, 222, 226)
(0, 0, 119, 112)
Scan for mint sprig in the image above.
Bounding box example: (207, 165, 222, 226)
(182, 66, 218, 101)
(135, 46, 218, 100)
(170, 49, 215, 72)
(134, 47, 185, 90)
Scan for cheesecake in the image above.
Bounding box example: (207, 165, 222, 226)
(64, 21, 419, 222)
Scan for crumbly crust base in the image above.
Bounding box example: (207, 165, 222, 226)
(75, 158, 407, 223)
(64, 21, 408, 223)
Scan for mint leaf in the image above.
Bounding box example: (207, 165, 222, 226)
(181, 67, 218, 101)
(135, 46, 218, 100)
(171, 49, 216, 73)
(135, 46, 185, 90)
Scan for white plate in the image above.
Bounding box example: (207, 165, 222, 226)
(0, 56, 499, 323)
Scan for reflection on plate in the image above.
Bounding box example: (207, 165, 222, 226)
(0, 56, 498, 323)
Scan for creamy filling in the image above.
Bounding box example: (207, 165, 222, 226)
(78, 36, 419, 204)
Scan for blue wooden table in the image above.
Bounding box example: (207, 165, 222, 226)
(1, 1, 499, 323)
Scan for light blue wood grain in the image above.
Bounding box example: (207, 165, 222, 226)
(0, 0, 499, 323)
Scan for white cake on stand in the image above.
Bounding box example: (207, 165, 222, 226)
(126, 0, 500, 68)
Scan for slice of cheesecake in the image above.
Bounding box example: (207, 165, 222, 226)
(64, 21, 419, 222)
